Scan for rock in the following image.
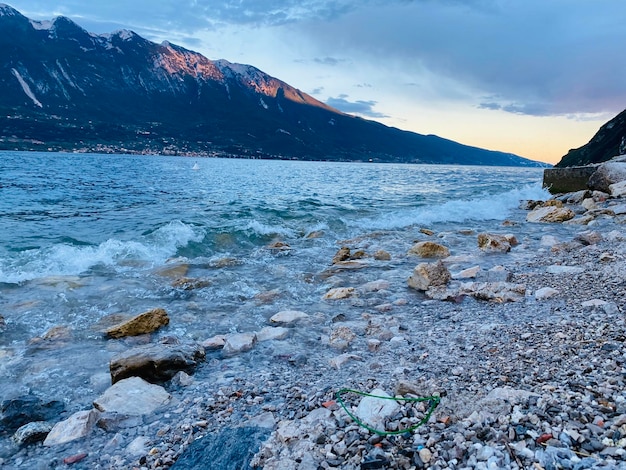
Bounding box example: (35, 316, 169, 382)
(360, 279, 391, 292)
(154, 263, 189, 279)
(0, 395, 65, 433)
(546, 265, 584, 275)
(543, 166, 597, 194)
(609, 180, 626, 198)
(575, 230, 602, 245)
(373, 250, 391, 261)
(269, 310, 309, 325)
(610, 203, 626, 215)
(329, 353, 362, 369)
(94, 377, 171, 415)
(477, 233, 511, 253)
(540, 235, 560, 247)
(267, 241, 290, 251)
(332, 246, 351, 264)
(109, 342, 205, 383)
(408, 241, 450, 258)
(126, 436, 151, 457)
(256, 326, 290, 342)
(43, 409, 99, 446)
(171, 370, 194, 388)
(485, 387, 538, 404)
(581, 198, 598, 211)
(323, 287, 356, 300)
(355, 388, 400, 431)
(171, 277, 211, 290)
(0, 314, 5, 331)
(461, 282, 526, 302)
(202, 334, 227, 350)
(96, 412, 144, 432)
(535, 287, 559, 300)
(451, 265, 481, 279)
(526, 206, 575, 223)
(588, 161, 626, 193)
(105, 308, 169, 339)
(329, 326, 356, 350)
(420, 228, 435, 236)
(476, 266, 512, 282)
(223, 332, 257, 356)
(13, 421, 53, 446)
(408, 261, 451, 291)
(174, 428, 271, 470)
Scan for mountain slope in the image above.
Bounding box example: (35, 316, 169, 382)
(0, 4, 542, 166)
(556, 109, 626, 167)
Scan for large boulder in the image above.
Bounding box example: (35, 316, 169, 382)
(588, 161, 626, 193)
(408, 262, 451, 291)
(408, 241, 450, 258)
(609, 180, 626, 198)
(109, 342, 205, 384)
(105, 308, 169, 338)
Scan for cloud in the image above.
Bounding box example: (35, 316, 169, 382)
(326, 94, 389, 118)
(313, 57, 346, 66)
(295, 0, 626, 117)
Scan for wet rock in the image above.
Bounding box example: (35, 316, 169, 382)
(355, 388, 400, 430)
(360, 279, 391, 292)
(154, 263, 189, 279)
(323, 287, 357, 300)
(43, 409, 99, 446)
(105, 308, 170, 339)
(109, 342, 205, 383)
(332, 246, 351, 264)
(94, 377, 171, 415)
(408, 261, 451, 291)
(171, 277, 211, 290)
(0, 395, 65, 433)
(0, 314, 5, 331)
(255, 326, 290, 342)
(267, 241, 291, 251)
(373, 250, 391, 260)
(477, 233, 511, 253)
(171, 426, 270, 470)
(269, 310, 309, 325)
(13, 421, 53, 446)
(202, 334, 226, 350)
(222, 332, 257, 356)
(408, 241, 450, 258)
(526, 206, 575, 223)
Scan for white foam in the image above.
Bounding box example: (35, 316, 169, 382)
(0, 220, 203, 283)
(244, 220, 296, 238)
(354, 183, 549, 231)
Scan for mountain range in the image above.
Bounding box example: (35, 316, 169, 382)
(0, 4, 543, 166)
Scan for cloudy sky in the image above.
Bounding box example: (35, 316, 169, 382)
(8, 1, 626, 164)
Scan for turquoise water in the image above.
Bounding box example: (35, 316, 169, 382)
(0, 152, 550, 453)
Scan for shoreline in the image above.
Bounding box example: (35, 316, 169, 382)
(2, 183, 626, 469)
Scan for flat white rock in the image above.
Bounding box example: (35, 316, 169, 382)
(93, 376, 171, 415)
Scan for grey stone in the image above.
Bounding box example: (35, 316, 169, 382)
(13, 421, 53, 446)
(171, 426, 270, 470)
(0, 395, 65, 433)
(43, 409, 99, 446)
(94, 376, 171, 415)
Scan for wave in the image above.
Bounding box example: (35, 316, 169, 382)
(0, 220, 204, 283)
(353, 183, 550, 231)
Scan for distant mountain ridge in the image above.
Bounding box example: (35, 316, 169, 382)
(0, 4, 543, 166)
(556, 109, 626, 167)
